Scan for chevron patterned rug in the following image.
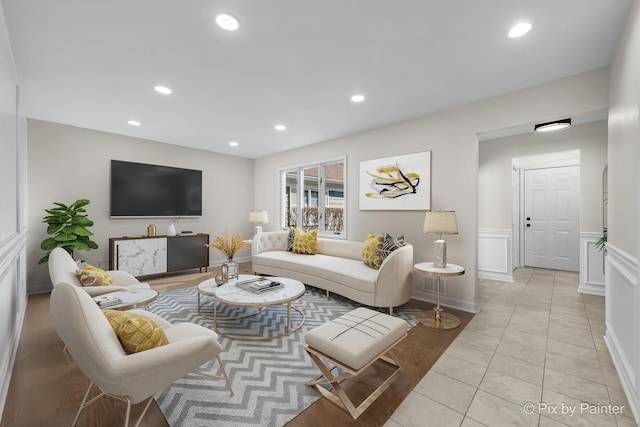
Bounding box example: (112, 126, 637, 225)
(149, 285, 419, 427)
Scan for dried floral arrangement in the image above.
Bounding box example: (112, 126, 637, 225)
(207, 230, 249, 259)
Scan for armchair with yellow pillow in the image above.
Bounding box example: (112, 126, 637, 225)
(50, 281, 232, 427)
(48, 246, 150, 296)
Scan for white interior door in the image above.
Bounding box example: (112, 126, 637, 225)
(524, 166, 580, 271)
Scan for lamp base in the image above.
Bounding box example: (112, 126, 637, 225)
(254, 225, 263, 235)
(434, 239, 447, 268)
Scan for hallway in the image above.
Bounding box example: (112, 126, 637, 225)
(385, 268, 635, 426)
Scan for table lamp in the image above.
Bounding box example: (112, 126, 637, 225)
(248, 210, 268, 235)
(423, 210, 458, 268)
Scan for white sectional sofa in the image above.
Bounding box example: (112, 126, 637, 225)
(251, 231, 414, 314)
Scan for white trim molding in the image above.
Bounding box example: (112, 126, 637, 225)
(0, 231, 27, 423)
(578, 232, 606, 295)
(603, 243, 639, 423)
(478, 228, 514, 283)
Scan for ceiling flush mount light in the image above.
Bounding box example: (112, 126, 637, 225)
(216, 13, 240, 31)
(350, 94, 365, 103)
(229, 141, 239, 147)
(154, 86, 172, 95)
(274, 124, 287, 131)
(508, 22, 532, 38)
(534, 118, 572, 133)
(127, 120, 141, 126)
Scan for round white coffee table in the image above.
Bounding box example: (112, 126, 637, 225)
(209, 275, 306, 341)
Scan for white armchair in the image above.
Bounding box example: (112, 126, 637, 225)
(48, 247, 150, 296)
(50, 281, 233, 427)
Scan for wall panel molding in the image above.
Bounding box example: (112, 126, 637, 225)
(478, 228, 514, 283)
(579, 231, 606, 295)
(604, 243, 639, 422)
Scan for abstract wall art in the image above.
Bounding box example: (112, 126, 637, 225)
(359, 151, 431, 210)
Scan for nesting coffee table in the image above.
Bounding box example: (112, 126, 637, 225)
(198, 274, 306, 341)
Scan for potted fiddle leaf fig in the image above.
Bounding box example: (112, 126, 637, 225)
(38, 198, 99, 264)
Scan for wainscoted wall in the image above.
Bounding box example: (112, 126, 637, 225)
(0, 235, 27, 423)
(0, 6, 28, 419)
(604, 243, 639, 421)
(579, 232, 606, 295)
(478, 229, 514, 283)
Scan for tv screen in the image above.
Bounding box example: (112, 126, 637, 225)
(110, 160, 202, 217)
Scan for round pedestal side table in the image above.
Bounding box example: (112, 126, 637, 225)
(413, 262, 465, 329)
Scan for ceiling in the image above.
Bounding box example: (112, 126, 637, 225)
(1, 0, 632, 159)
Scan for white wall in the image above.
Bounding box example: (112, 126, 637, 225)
(26, 120, 256, 294)
(605, 0, 640, 423)
(254, 68, 610, 313)
(477, 121, 607, 284)
(479, 120, 607, 232)
(0, 4, 27, 421)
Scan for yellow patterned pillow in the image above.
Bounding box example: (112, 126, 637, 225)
(75, 264, 115, 286)
(362, 232, 384, 269)
(102, 310, 169, 354)
(292, 228, 318, 255)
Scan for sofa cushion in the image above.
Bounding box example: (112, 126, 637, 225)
(293, 228, 318, 254)
(381, 234, 406, 261)
(75, 264, 115, 286)
(103, 309, 169, 354)
(252, 251, 379, 294)
(362, 232, 384, 269)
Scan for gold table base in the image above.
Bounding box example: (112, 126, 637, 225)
(417, 311, 461, 330)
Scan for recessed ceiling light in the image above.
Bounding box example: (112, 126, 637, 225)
(127, 120, 141, 126)
(534, 118, 572, 133)
(154, 86, 172, 95)
(350, 94, 365, 103)
(229, 141, 239, 147)
(508, 22, 532, 38)
(275, 124, 287, 131)
(216, 13, 240, 31)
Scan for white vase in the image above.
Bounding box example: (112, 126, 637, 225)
(167, 223, 177, 236)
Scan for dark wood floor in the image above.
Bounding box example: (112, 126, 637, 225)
(1, 265, 473, 427)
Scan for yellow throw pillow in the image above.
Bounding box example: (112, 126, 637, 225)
(75, 264, 115, 286)
(292, 228, 318, 255)
(362, 232, 384, 269)
(102, 310, 169, 354)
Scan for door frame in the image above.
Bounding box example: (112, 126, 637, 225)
(512, 150, 581, 268)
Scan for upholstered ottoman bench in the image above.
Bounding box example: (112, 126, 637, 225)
(304, 307, 408, 419)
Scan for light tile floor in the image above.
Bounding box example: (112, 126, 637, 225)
(385, 268, 636, 427)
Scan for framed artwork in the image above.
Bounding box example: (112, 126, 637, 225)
(359, 151, 431, 211)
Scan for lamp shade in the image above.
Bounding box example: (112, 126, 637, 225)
(248, 210, 268, 224)
(423, 210, 458, 235)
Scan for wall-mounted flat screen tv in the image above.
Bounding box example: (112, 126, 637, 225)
(110, 160, 202, 218)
